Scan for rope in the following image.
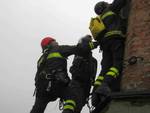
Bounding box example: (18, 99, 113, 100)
(86, 95, 95, 113)
(33, 88, 37, 97)
(59, 98, 64, 111)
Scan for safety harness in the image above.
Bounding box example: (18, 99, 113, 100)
(33, 51, 66, 96)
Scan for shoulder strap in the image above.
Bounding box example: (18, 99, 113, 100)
(38, 51, 49, 69)
(35, 51, 49, 81)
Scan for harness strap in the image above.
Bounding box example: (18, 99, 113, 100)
(33, 88, 37, 97)
(86, 95, 95, 113)
(59, 98, 64, 111)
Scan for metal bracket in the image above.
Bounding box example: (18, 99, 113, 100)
(128, 56, 144, 65)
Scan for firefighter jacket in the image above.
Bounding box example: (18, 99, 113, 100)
(69, 52, 97, 97)
(35, 42, 98, 82)
(35, 45, 81, 81)
(90, 0, 127, 41)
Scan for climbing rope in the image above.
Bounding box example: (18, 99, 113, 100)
(59, 98, 64, 111)
(86, 95, 95, 113)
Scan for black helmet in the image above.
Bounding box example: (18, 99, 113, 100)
(94, 1, 109, 15)
(78, 35, 92, 44)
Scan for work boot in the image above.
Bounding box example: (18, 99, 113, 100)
(95, 82, 111, 96)
(96, 75, 115, 95)
(92, 82, 111, 107)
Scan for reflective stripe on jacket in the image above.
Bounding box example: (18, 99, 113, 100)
(89, 10, 125, 41)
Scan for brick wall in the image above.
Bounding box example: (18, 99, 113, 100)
(121, 0, 150, 91)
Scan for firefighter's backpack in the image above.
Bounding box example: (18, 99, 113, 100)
(89, 16, 106, 40)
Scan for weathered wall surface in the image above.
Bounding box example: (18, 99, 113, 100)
(100, 0, 150, 113)
(121, 0, 150, 91)
(102, 99, 150, 113)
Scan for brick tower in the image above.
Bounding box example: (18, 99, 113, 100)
(121, 0, 150, 91)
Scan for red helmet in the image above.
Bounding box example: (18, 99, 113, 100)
(41, 37, 55, 49)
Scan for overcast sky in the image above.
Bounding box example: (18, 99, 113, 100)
(0, 0, 113, 113)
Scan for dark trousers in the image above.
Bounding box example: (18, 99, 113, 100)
(30, 71, 70, 113)
(30, 82, 67, 113)
(62, 81, 90, 113)
(30, 89, 60, 113)
(30, 97, 49, 113)
(100, 38, 125, 91)
(30, 89, 65, 113)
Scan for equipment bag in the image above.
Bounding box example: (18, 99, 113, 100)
(89, 16, 106, 40)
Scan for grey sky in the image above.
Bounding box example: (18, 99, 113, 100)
(0, 0, 112, 113)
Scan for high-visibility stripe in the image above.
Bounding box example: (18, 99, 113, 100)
(89, 42, 94, 49)
(110, 67, 119, 76)
(106, 67, 119, 78)
(63, 105, 74, 111)
(47, 52, 63, 59)
(105, 30, 125, 38)
(64, 100, 76, 107)
(94, 76, 104, 86)
(97, 76, 104, 81)
(106, 71, 117, 78)
(38, 57, 44, 66)
(101, 11, 115, 20)
(94, 81, 102, 86)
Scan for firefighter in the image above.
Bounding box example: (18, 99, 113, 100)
(89, 0, 127, 107)
(62, 35, 98, 113)
(30, 36, 98, 113)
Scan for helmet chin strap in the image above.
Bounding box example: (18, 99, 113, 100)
(42, 42, 59, 53)
(42, 44, 51, 53)
(42, 48, 48, 53)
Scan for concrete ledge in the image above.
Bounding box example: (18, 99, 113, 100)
(103, 98, 150, 113)
(92, 91, 150, 113)
(111, 90, 150, 100)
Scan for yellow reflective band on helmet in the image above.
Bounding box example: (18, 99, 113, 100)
(47, 52, 63, 59)
(64, 100, 76, 107)
(105, 30, 125, 38)
(89, 42, 94, 49)
(101, 11, 115, 20)
(110, 67, 119, 76)
(64, 105, 74, 111)
(106, 71, 117, 78)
